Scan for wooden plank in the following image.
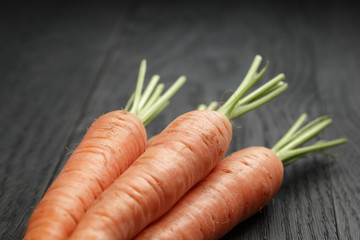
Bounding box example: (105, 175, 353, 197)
(223, 1, 359, 238)
(308, 2, 360, 239)
(0, 2, 133, 239)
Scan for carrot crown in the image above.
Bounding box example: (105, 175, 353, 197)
(125, 60, 186, 126)
(198, 55, 287, 120)
(271, 113, 346, 166)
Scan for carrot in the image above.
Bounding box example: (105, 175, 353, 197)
(135, 113, 346, 240)
(68, 55, 288, 240)
(23, 60, 186, 240)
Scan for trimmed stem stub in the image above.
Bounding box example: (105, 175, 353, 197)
(127, 60, 187, 126)
(271, 113, 346, 166)
(198, 55, 287, 120)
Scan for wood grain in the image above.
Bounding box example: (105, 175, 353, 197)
(0, 0, 358, 239)
(309, 2, 360, 239)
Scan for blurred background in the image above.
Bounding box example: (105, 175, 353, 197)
(1, 1, 359, 239)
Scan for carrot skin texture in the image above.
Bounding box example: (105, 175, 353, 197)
(23, 110, 147, 240)
(135, 146, 284, 240)
(69, 110, 232, 240)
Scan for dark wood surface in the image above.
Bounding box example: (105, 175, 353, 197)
(1, 1, 359, 239)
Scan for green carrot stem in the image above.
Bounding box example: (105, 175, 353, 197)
(126, 74, 160, 111)
(126, 60, 186, 125)
(277, 117, 332, 153)
(208, 101, 219, 111)
(271, 113, 346, 167)
(271, 113, 308, 152)
(197, 101, 220, 111)
(138, 76, 186, 123)
(138, 75, 160, 110)
(234, 73, 285, 107)
(278, 138, 347, 165)
(130, 60, 146, 115)
(218, 55, 266, 117)
(287, 116, 331, 145)
(197, 55, 286, 120)
(229, 81, 287, 120)
(141, 84, 165, 111)
(142, 101, 170, 127)
(197, 104, 207, 111)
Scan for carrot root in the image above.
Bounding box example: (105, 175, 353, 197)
(24, 111, 146, 240)
(135, 146, 283, 240)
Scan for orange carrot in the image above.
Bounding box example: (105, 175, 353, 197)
(70, 110, 232, 240)
(136, 146, 283, 240)
(69, 55, 288, 240)
(135, 114, 346, 240)
(23, 60, 186, 240)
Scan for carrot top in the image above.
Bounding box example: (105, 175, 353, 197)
(196, 55, 345, 166)
(271, 113, 347, 166)
(125, 60, 186, 126)
(198, 55, 288, 120)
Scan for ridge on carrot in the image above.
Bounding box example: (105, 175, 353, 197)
(135, 113, 346, 240)
(69, 55, 288, 240)
(23, 60, 186, 240)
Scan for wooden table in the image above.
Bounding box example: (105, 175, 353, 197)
(1, 1, 359, 239)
